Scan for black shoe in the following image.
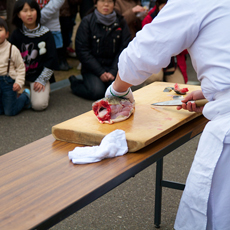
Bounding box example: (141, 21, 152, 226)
(59, 61, 69, 71)
(68, 65, 73, 70)
(69, 75, 77, 84)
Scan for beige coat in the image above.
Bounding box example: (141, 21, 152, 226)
(0, 40, 25, 88)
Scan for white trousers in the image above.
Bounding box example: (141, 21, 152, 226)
(30, 81, 50, 111)
(207, 138, 230, 230)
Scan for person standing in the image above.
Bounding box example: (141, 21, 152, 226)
(0, 0, 7, 20)
(114, 0, 147, 39)
(59, 0, 82, 58)
(37, 0, 71, 71)
(105, 0, 230, 229)
(79, 0, 94, 19)
(142, 0, 188, 84)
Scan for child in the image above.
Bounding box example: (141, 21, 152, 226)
(0, 18, 30, 116)
(10, 0, 58, 111)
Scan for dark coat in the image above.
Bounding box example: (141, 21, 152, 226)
(75, 11, 131, 78)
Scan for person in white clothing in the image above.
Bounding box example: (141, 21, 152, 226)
(105, 0, 230, 229)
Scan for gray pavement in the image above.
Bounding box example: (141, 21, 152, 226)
(0, 57, 201, 229)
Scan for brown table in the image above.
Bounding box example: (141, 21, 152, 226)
(0, 115, 208, 230)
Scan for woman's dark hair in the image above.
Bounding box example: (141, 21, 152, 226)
(0, 18, 8, 32)
(12, 0, 41, 29)
(155, 0, 167, 13)
(87, 0, 116, 15)
(94, 0, 116, 4)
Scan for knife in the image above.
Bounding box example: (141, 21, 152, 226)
(152, 99, 208, 106)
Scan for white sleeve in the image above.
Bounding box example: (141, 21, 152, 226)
(118, 0, 200, 85)
(40, 0, 65, 24)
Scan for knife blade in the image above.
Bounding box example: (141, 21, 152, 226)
(152, 99, 208, 106)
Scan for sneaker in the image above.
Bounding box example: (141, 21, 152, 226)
(59, 61, 69, 71)
(59, 60, 73, 71)
(77, 62, 82, 70)
(66, 47, 77, 58)
(23, 88, 31, 109)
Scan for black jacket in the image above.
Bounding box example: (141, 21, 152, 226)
(75, 11, 131, 77)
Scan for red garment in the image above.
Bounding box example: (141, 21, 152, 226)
(142, 6, 188, 83)
(142, 6, 157, 27)
(36, 0, 50, 9)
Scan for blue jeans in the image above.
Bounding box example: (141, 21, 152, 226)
(0, 76, 29, 116)
(70, 73, 112, 100)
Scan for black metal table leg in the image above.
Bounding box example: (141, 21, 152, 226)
(154, 158, 163, 228)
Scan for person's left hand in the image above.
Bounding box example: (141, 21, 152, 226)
(106, 72, 115, 81)
(13, 83, 21, 92)
(176, 90, 206, 113)
(100, 72, 109, 82)
(33, 82, 45, 92)
(105, 82, 135, 103)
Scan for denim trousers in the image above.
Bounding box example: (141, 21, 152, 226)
(0, 76, 28, 116)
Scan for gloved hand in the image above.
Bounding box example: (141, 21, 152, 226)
(105, 82, 135, 103)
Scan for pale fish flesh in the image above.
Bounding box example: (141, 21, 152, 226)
(92, 96, 135, 124)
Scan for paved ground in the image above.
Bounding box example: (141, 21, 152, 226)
(0, 56, 201, 230)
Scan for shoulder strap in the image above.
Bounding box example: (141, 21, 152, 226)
(7, 44, 12, 76)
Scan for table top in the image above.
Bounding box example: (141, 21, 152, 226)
(52, 82, 203, 152)
(0, 115, 208, 230)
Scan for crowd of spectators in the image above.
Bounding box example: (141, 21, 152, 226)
(0, 0, 188, 115)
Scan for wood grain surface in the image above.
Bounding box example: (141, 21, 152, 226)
(52, 82, 203, 152)
(0, 116, 208, 230)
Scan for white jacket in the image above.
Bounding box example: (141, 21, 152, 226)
(118, 0, 230, 229)
(40, 0, 65, 32)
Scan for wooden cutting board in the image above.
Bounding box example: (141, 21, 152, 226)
(52, 82, 203, 152)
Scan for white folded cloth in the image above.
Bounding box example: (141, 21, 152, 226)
(68, 129, 128, 164)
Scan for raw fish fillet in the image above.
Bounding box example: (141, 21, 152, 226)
(92, 96, 135, 124)
(174, 83, 189, 95)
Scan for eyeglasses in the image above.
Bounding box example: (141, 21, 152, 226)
(98, 0, 114, 4)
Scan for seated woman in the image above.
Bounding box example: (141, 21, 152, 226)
(142, 0, 188, 84)
(114, 0, 148, 39)
(69, 0, 131, 101)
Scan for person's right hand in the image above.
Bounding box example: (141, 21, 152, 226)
(33, 82, 45, 92)
(132, 5, 147, 13)
(105, 82, 135, 103)
(13, 83, 21, 92)
(177, 90, 206, 113)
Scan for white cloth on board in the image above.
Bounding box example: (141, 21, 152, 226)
(68, 129, 128, 164)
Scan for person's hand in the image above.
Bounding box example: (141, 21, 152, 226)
(134, 5, 148, 20)
(33, 82, 45, 92)
(100, 72, 115, 82)
(106, 72, 115, 81)
(176, 90, 206, 113)
(105, 82, 135, 103)
(13, 83, 21, 92)
(132, 5, 146, 13)
(100, 72, 109, 82)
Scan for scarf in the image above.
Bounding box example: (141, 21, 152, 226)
(22, 23, 49, 38)
(94, 9, 117, 26)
